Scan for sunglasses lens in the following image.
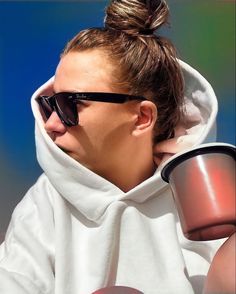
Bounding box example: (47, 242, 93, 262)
(55, 93, 78, 126)
(38, 98, 53, 121)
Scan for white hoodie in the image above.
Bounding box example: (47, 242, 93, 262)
(0, 61, 224, 294)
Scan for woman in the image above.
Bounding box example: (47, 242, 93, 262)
(0, 0, 234, 293)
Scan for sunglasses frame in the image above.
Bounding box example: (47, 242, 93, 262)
(36, 92, 146, 127)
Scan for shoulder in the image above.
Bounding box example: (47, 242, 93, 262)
(12, 173, 55, 219)
(3, 174, 56, 246)
(0, 173, 56, 293)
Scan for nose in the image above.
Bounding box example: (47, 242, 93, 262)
(44, 111, 67, 135)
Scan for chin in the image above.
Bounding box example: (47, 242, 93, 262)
(57, 145, 70, 153)
(56, 144, 92, 168)
(64, 150, 82, 164)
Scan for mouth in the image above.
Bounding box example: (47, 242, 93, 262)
(56, 144, 70, 154)
(57, 145, 79, 162)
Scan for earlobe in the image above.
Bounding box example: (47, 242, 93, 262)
(133, 101, 157, 136)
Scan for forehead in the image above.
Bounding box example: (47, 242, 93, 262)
(54, 50, 116, 93)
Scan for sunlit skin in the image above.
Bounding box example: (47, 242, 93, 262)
(44, 49, 157, 192)
(204, 233, 236, 294)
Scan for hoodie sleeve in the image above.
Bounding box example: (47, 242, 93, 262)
(0, 175, 55, 294)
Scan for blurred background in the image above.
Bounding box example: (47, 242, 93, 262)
(0, 0, 235, 241)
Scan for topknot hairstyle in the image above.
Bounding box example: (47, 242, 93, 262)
(105, 0, 169, 36)
(62, 0, 184, 143)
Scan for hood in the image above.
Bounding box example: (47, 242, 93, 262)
(31, 60, 218, 222)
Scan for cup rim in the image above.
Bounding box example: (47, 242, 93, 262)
(161, 142, 236, 183)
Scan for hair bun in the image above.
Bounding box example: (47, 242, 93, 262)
(104, 0, 169, 36)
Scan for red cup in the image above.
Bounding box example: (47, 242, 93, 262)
(92, 286, 143, 294)
(161, 143, 236, 241)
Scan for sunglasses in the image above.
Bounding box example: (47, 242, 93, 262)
(36, 92, 146, 127)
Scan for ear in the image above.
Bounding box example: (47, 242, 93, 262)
(132, 100, 157, 136)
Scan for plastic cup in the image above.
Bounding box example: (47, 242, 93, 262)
(161, 143, 236, 241)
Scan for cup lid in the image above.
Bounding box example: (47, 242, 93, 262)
(161, 142, 236, 183)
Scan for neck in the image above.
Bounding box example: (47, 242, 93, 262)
(96, 143, 156, 192)
(115, 160, 156, 192)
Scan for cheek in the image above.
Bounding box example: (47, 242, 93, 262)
(67, 122, 107, 154)
(79, 105, 127, 138)
(73, 104, 134, 154)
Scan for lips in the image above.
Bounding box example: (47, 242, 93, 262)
(55, 144, 70, 154)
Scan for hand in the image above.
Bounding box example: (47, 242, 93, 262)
(92, 286, 143, 294)
(203, 233, 236, 294)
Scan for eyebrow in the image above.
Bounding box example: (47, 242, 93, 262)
(52, 89, 85, 95)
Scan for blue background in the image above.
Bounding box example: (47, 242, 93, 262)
(0, 0, 235, 240)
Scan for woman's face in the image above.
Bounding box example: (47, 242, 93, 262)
(43, 49, 138, 177)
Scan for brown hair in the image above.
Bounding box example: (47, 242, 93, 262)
(62, 0, 184, 143)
